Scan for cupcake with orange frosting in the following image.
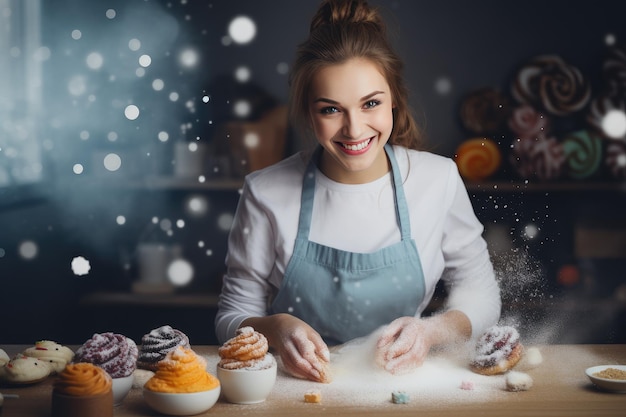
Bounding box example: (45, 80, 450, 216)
(143, 347, 220, 414)
(216, 327, 281, 404)
(51, 363, 113, 417)
(144, 346, 219, 393)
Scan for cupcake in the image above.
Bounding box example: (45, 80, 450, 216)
(22, 340, 74, 374)
(216, 327, 280, 404)
(143, 347, 220, 415)
(51, 363, 113, 417)
(74, 332, 138, 405)
(137, 325, 190, 371)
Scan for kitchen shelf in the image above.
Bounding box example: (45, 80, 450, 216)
(80, 291, 220, 308)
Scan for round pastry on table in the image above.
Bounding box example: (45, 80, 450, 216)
(0, 353, 52, 385)
(470, 325, 523, 376)
(22, 340, 74, 374)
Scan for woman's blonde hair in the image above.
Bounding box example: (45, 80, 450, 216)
(289, 0, 422, 150)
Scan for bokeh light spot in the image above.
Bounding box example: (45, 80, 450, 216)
(86, 52, 104, 70)
(71, 256, 91, 276)
(167, 259, 194, 286)
(276, 62, 289, 75)
(234, 66, 251, 82)
(233, 100, 251, 118)
(186, 195, 209, 216)
(19, 240, 38, 260)
(158, 131, 169, 142)
(601, 109, 626, 139)
(228, 16, 256, 44)
(152, 79, 165, 91)
(244, 132, 260, 149)
(124, 104, 140, 120)
(139, 54, 152, 68)
(103, 153, 122, 172)
(128, 38, 141, 51)
(179, 48, 198, 67)
(523, 223, 539, 240)
(434, 76, 452, 95)
(217, 213, 234, 232)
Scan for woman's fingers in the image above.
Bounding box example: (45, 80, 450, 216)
(280, 330, 328, 382)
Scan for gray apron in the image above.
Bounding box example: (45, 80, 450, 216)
(270, 144, 426, 344)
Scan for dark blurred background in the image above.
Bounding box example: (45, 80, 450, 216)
(1, 0, 625, 346)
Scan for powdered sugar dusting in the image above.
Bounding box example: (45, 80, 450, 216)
(203, 333, 508, 408)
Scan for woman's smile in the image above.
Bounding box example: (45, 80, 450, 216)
(335, 136, 374, 154)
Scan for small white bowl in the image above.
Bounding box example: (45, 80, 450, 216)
(143, 386, 220, 416)
(585, 365, 626, 393)
(111, 374, 134, 405)
(216, 360, 277, 404)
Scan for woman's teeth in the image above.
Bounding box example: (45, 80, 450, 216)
(341, 138, 372, 151)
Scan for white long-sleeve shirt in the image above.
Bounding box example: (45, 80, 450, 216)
(215, 145, 501, 343)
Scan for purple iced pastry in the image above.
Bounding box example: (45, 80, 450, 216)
(137, 325, 190, 371)
(74, 332, 138, 378)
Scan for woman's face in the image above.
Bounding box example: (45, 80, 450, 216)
(309, 58, 394, 184)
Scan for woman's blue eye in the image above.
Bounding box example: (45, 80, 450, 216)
(320, 106, 338, 114)
(364, 100, 380, 109)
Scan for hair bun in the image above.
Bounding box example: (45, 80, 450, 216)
(310, 0, 384, 33)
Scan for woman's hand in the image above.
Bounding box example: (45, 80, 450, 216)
(375, 316, 434, 374)
(242, 314, 330, 382)
(375, 311, 472, 374)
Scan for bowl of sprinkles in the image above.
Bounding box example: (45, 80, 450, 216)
(585, 365, 626, 393)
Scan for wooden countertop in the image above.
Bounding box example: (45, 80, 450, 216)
(1, 344, 625, 417)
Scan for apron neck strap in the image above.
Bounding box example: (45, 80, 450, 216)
(297, 144, 412, 240)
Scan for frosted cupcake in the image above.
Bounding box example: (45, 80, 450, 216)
(51, 363, 113, 417)
(216, 327, 279, 404)
(74, 332, 138, 404)
(137, 325, 190, 371)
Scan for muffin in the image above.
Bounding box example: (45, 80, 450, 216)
(216, 327, 279, 404)
(51, 363, 113, 417)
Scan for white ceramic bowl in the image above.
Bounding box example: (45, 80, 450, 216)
(111, 374, 134, 405)
(585, 365, 626, 393)
(143, 386, 220, 416)
(216, 360, 277, 404)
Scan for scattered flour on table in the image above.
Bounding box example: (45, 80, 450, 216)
(204, 333, 509, 409)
